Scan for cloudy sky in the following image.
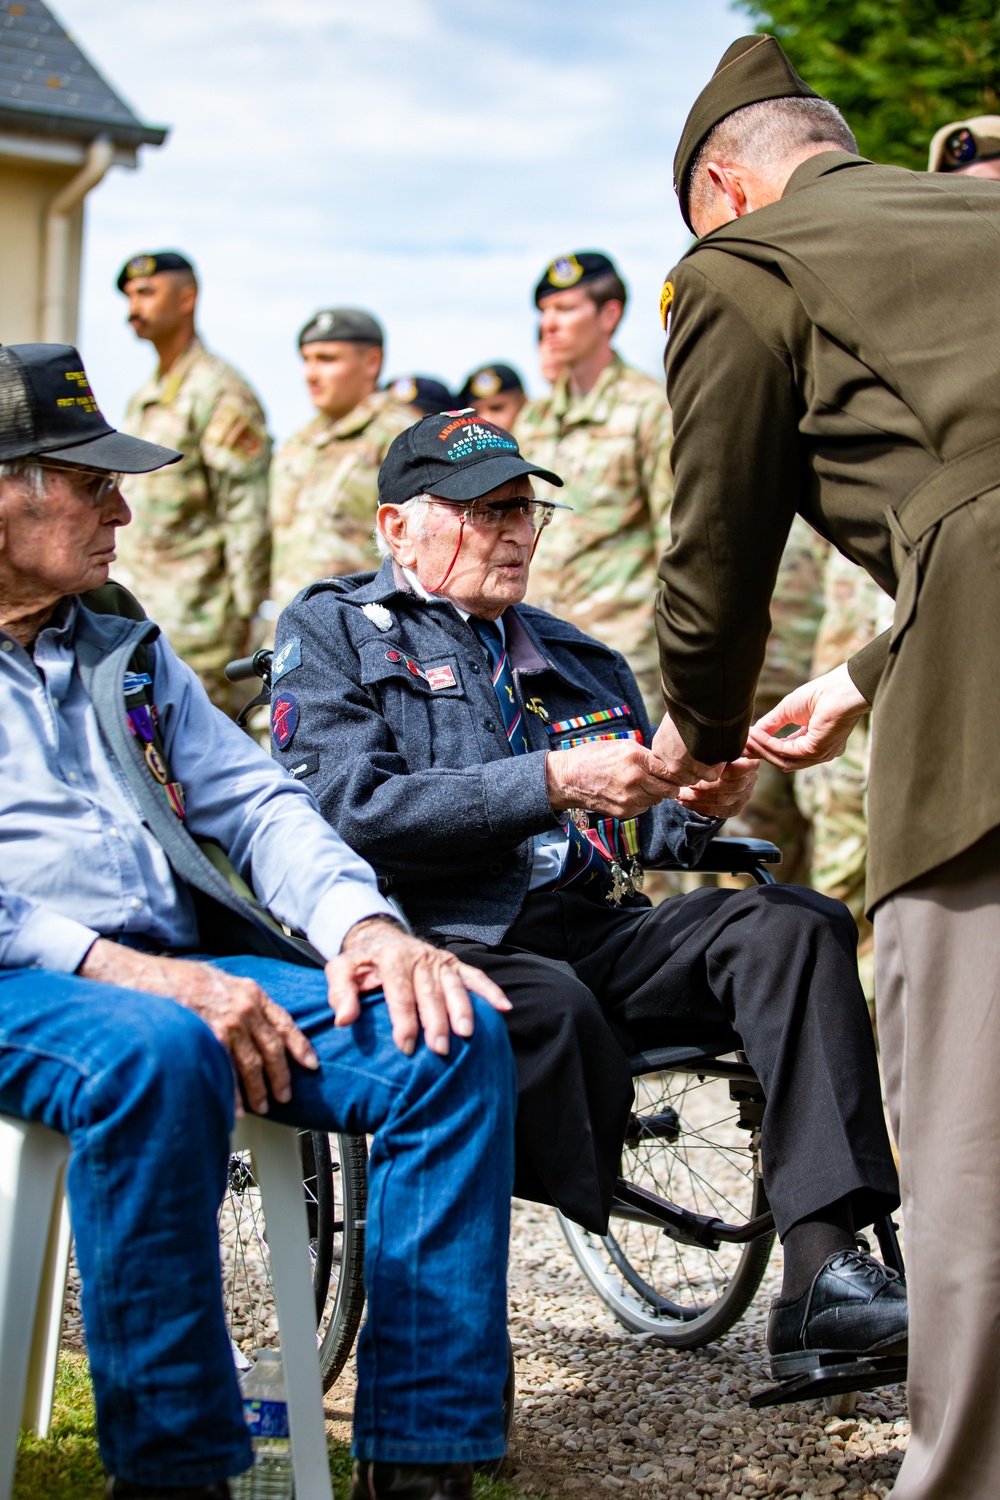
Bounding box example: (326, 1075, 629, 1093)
(56, 0, 746, 441)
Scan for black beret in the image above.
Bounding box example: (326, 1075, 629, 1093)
(457, 363, 524, 404)
(386, 375, 454, 414)
(928, 115, 1000, 172)
(533, 251, 622, 306)
(298, 308, 384, 348)
(116, 250, 195, 292)
(673, 35, 820, 231)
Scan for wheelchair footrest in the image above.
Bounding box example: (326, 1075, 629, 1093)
(748, 1352, 908, 1409)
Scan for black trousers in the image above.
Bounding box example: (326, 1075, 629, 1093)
(446, 884, 899, 1236)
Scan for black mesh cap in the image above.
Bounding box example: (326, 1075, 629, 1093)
(0, 345, 180, 471)
(378, 410, 564, 506)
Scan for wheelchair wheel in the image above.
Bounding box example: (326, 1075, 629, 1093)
(558, 1067, 774, 1346)
(219, 1128, 368, 1389)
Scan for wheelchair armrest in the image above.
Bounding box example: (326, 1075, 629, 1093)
(687, 837, 782, 874)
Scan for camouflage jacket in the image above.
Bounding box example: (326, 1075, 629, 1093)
(514, 354, 673, 717)
(268, 390, 415, 610)
(754, 514, 831, 709)
(115, 337, 272, 670)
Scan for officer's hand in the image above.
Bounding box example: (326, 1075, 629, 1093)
(650, 716, 727, 787)
(748, 663, 870, 770)
(676, 756, 760, 818)
(546, 740, 681, 819)
(326, 917, 511, 1058)
(77, 939, 318, 1117)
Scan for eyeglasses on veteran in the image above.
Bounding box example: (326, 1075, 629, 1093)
(428, 498, 557, 533)
(39, 462, 124, 505)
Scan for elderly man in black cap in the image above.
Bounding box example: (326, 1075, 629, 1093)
(274, 410, 907, 1388)
(268, 309, 415, 611)
(0, 344, 517, 1500)
(652, 33, 1000, 1499)
(115, 251, 272, 715)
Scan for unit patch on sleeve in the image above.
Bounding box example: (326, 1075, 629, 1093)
(271, 693, 299, 748)
(272, 636, 302, 681)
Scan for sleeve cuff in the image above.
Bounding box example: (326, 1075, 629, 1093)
(3, 908, 100, 974)
(847, 630, 891, 705)
(305, 883, 404, 962)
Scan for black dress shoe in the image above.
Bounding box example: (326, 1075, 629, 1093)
(350, 1460, 474, 1499)
(105, 1480, 231, 1499)
(767, 1248, 908, 1378)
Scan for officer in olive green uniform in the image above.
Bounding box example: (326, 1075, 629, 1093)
(115, 251, 271, 714)
(268, 310, 415, 611)
(652, 36, 1000, 1498)
(515, 252, 673, 722)
(795, 552, 894, 1003)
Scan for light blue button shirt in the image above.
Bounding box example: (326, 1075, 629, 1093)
(0, 600, 395, 973)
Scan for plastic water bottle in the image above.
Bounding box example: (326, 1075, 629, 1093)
(230, 1348, 294, 1499)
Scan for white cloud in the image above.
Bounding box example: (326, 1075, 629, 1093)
(53, 0, 744, 439)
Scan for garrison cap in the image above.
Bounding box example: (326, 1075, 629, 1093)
(534, 251, 621, 306)
(378, 410, 564, 506)
(0, 345, 181, 471)
(927, 116, 1000, 173)
(673, 34, 820, 231)
(298, 308, 383, 348)
(116, 250, 195, 292)
(457, 363, 525, 404)
(387, 375, 454, 414)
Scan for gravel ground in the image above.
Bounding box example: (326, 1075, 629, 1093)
(63, 1130, 910, 1500)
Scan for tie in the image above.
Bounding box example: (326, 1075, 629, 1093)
(469, 617, 531, 756)
(470, 615, 599, 888)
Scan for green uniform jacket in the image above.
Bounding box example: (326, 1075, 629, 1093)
(655, 151, 1000, 911)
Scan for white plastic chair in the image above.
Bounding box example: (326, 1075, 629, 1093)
(0, 1111, 334, 1500)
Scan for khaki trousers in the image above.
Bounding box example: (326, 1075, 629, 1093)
(875, 827, 1000, 1499)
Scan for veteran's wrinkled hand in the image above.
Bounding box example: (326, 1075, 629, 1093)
(326, 917, 511, 1059)
(78, 939, 317, 1117)
(545, 738, 682, 819)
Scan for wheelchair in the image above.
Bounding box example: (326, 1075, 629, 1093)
(222, 648, 907, 1413)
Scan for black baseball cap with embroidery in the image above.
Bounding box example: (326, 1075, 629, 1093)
(0, 345, 181, 471)
(533, 250, 620, 306)
(116, 250, 195, 292)
(378, 410, 564, 505)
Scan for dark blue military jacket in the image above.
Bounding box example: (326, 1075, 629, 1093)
(273, 560, 718, 944)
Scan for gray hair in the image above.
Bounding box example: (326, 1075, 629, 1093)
(0, 460, 49, 517)
(374, 492, 433, 559)
(688, 96, 857, 221)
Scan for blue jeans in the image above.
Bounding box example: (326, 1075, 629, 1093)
(0, 955, 516, 1484)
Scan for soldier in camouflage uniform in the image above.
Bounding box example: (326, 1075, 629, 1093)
(724, 516, 830, 885)
(795, 551, 894, 1001)
(114, 251, 271, 714)
(514, 252, 673, 722)
(268, 309, 415, 611)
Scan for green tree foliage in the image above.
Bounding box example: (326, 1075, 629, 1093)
(734, 0, 1000, 169)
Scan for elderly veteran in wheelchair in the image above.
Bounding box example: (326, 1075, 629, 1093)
(274, 411, 908, 1383)
(0, 346, 517, 1500)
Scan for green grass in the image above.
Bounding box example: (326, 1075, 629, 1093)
(14, 1354, 539, 1499)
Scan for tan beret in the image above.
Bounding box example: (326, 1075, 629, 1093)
(927, 116, 1000, 173)
(673, 34, 820, 231)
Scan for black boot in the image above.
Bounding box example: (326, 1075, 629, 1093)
(767, 1247, 908, 1379)
(350, 1460, 475, 1499)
